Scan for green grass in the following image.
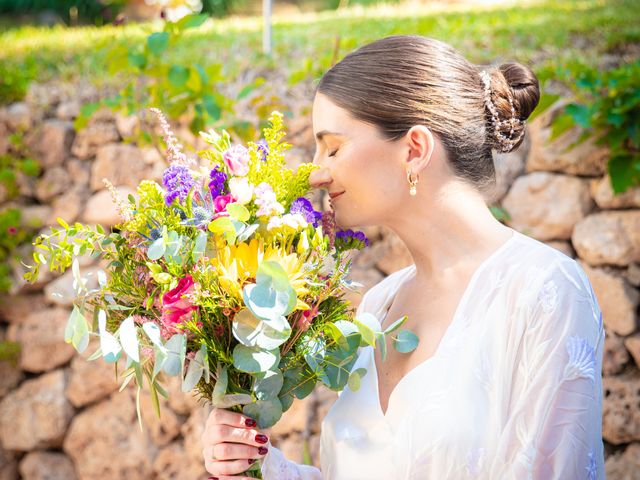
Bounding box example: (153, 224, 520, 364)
(0, 0, 638, 103)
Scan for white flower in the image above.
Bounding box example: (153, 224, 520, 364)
(228, 177, 254, 205)
(564, 336, 596, 382)
(254, 182, 284, 217)
(267, 213, 307, 232)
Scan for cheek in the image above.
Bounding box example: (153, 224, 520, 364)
(335, 150, 404, 223)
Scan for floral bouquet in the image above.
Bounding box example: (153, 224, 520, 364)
(23, 109, 414, 477)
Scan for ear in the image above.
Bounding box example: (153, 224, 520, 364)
(404, 125, 435, 176)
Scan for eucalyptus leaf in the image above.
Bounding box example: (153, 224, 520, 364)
(192, 230, 207, 262)
(375, 331, 387, 363)
(98, 310, 122, 363)
(233, 344, 279, 373)
(153, 346, 168, 379)
(393, 330, 419, 353)
(300, 334, 325, 372)
(211, 363, 228, 403)
(242, 398, 283, 429)
(182, 345, 205, 392)
(142, 322, 164, 349)
(208, 217, 236, 243)
(354, 318, 376, 347)
(227, 203, 250, 222)
(253, 369, 284, 401)
(65, 306, 89, 353)
(347, 367, 368, 392)
(163, 333, 186, 376)
(119, 316, 140, 363)
(237, 223, 259, 242)
(147, 237, 165, 260)
(256, 261, 290, 291)
(384, 315, 408, 335)
(232, 309, 291, 350)
(243, 282, 295, 321)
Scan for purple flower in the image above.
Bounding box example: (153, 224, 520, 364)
(335, 228, 370, 249)
(256, 139, 269, 161)
(290, 197, 322, 227)
(162, 164, 195, 206)
(208, 165, 228, 198)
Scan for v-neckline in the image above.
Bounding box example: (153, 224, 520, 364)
(370, 228, 518, 418)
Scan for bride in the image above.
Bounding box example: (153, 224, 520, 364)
(200, 35, 605, 479)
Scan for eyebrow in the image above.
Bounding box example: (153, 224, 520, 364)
(315, 130, 345, 141)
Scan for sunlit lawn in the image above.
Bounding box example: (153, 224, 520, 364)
(0, 0, 638, 102)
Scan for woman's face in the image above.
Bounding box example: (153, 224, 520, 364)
(310, 93, 409, 228)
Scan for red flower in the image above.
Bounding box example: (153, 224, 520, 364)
(161, 275, 197, 333)
(7, 226, 17, 235)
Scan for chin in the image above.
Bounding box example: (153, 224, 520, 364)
(333, 208, 368, 230)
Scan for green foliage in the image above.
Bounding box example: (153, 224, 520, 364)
(74, 13, 261, 143)
(549, 60, 640, 194)
(0, 208, 30, 292)
(0, 0, 126, 26)
(0, 131, 41, 200)
(0, 55, 39, 104)
(0, 133, 40, 293)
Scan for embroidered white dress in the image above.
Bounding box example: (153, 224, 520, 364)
(261, 228, 605, 479)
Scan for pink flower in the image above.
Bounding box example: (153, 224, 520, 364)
(213, 194, 234, 213)
(161, 275, 197, 332)
(211, 194, 235, 219)
(223, 144, 250, 176)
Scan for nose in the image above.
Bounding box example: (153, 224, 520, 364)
(309, 166, 333, 190)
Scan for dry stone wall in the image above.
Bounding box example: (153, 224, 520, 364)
(0, 82, 639, 479)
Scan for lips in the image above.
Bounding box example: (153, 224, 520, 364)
(329, 191, 345, 200)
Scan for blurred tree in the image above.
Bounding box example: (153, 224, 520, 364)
(0, 0, 126, 26)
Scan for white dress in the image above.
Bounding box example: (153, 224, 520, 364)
(261, 228, 606, 479)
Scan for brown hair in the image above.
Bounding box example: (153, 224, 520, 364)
(315, 35, 540, 192)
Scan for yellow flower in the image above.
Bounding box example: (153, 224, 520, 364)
(263, 244, 310, 304)
(210, 238, 263, 300)
(210, 238, 310, 309)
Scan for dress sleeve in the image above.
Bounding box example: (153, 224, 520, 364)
(490, 259, 606, 479)
(260, 444, 322, 480)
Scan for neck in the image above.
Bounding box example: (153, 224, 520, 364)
(382, 179, 512, 287)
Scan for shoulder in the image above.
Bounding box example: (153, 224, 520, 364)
(508, 231, 594, 299)
(513, 233, 603, 339)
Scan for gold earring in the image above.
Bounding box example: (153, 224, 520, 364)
(407, 170, 418, 196)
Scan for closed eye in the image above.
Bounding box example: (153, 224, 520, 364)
(328, 149, 338, 157)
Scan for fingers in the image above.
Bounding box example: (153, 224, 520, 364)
(202, 407, 271, 477)
(203, 423, 270, 448)
(205, 458, 260, 477)
(207, 476, 256, 480)
(212, 442, 269, 461)
(206, 407, 257, 430)
(203, 442, 268, 477)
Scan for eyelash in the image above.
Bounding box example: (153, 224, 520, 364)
(328, 149, 338, 157)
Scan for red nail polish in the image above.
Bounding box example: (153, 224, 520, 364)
(258, 446, 268, 455)
(245, 418, 257, 427)
(248, 458, 256, 464)
(255, 434, 268, 444)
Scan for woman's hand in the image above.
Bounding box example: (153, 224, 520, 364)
(201, 407, 271, 479)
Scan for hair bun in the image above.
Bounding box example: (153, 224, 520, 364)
(480, 62, 540, 153)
